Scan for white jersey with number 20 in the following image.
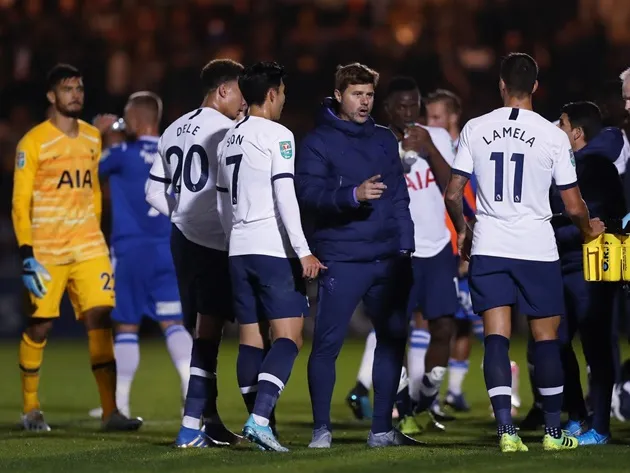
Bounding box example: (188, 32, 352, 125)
(216, 115, 311, 259)
(452, 107, 578, 262)
(150, 107, 234, 251)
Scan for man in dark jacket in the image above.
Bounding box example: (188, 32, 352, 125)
(521, 101, 625, 445)
(296, 63, 418, 448)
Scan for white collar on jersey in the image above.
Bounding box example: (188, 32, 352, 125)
(139, 135, 159, 142)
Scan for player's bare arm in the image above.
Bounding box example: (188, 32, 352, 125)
(558, 186, 605, 239)
(404, 126, 451, 189)
(445, 173, 473, 256)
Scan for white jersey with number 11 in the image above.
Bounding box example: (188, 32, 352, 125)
(452, 107, 577, 262)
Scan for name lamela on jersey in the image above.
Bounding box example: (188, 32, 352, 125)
(482, 126, 536, 147)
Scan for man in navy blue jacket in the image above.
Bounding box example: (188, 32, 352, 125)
(520, 102, 625, 445)
(296, 63, 417, 449)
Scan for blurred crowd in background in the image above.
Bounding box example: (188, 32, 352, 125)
(1, 0, 630, 335)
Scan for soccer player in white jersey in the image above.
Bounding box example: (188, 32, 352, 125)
(145, 59, 246, 448)
(216, 62, 325, 452)
(445, 52, 604, 453)
(345, 76, 457, 432)
(427, 89, 522, 415)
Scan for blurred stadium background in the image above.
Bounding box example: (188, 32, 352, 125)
(1, 0, 630, 340)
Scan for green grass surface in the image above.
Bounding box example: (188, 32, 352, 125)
(0, 338, 629, 472)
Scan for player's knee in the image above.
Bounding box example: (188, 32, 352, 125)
(25, 318, 53, 343)
(158, 319, 180, 333)
(413, 311, 428, 330)
(83, 306, 113, 331)
(239, 323, 266, 348)
(116, 322, 140, 334)
(429, 316, 456, 343)
(270, 318, 303, 349)
(455, 318, 472, 338)
(529, 315, 560, 342)
(195, 313, 224, 341)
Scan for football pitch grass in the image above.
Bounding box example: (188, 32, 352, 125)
(0, 338, 629, 472)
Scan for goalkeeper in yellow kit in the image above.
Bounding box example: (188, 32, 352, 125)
(12, 63, 142, 432)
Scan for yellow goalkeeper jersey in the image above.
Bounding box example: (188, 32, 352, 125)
(12, 119, 108, 265)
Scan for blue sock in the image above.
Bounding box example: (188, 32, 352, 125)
(372, 334, 407, 434)
(533, 340, 564, 435)
(237, 344, 265, 413)
(484, 334, 513, 428)
(253, 338, 299, 424)
(181, 338, 219, 429)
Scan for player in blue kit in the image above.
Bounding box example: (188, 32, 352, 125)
(90, 92, 192, 419)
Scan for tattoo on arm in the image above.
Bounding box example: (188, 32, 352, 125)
(444, 173, 469, 234)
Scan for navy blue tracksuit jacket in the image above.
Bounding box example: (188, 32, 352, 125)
(296, 98, 414, 261)
(547, 127, 625, 434)
(296, 98, 414, 434)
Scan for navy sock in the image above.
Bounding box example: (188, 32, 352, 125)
(182, 338, 219, 428)
(526, 336, 542, 409)
(484, 335, 513, 427)
(372, 334, 406, 434)
(237, 344, 265, 413)
(533, 340, 563, 430)
(253, 338, 299, 423)
(394, 385, 413, 418)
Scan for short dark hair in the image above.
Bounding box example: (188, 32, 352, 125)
(127, 91, 163, 123)
(239, 61, 286, 107)
(385, 76, 418, 98)
(200, 59, 244, 95)
(47, 63, 81, 91)
(500, 53, 538, 97)
(335, 63, 379, 93)
(426, 89, 462, 116)
(562, 101, 603, 143)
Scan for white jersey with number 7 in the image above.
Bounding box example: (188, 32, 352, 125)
(216, 115, 310, 259)
(452, 107, 578, 262)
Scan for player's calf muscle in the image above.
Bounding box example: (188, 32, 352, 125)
(269, 318, 303, 349)
(25, 318, 53, 343)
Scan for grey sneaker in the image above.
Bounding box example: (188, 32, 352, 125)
(308, 426, 332, 448)
(22, 410, 51, 432)
(367, 428, 426, 448)
(102, 411, 143, 431)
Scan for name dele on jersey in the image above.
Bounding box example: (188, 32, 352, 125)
(482, 126, 536, 147)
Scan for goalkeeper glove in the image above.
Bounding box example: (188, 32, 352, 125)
(20, 246, 51, 299)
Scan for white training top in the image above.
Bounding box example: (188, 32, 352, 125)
(400, 124, 456, 258)
(216, 115, 311, 259)
(453, 107, 577, 262)
(146, 107, 233, 251)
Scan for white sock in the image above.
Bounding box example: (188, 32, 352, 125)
(420, 366, 447, 398)
(164, 324, 193, 399)
(252, 413, 269, 427)
(408, 329, 430, 401)
(357, 330, 376, 389)
(447, 359, 469, 396)
(114, 333, 140, 414)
